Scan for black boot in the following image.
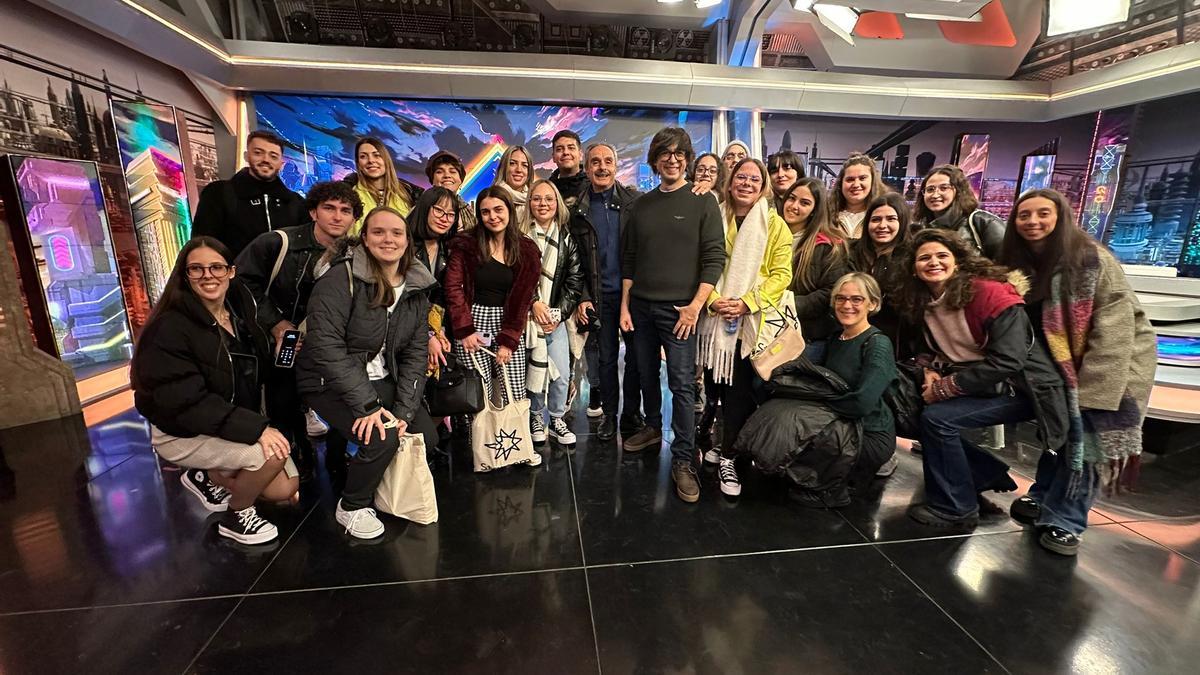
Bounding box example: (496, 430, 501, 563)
(696, 402, 718, 450)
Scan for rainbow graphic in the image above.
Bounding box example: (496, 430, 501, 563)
(459, 142, 507, 203)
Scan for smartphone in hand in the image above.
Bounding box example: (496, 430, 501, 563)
(275, 329, 302, 368)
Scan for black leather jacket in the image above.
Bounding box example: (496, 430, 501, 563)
(569, 181, 642, 312)
(919, 208, 1006, 260)
(531, 224, 585, 317)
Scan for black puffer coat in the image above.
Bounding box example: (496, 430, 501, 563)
(738, 357, 862, 492)
(131, 279, 272, 444)
(296, 244, 435, 422)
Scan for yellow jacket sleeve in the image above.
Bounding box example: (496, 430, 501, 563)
(742, 212, 794, 313)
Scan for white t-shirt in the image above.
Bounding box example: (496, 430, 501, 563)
(365, 282, 405, 381)
(837, 210, 866, 239)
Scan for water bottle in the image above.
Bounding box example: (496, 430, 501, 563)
(724, 316, 740, 335)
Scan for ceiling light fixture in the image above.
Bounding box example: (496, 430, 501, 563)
(657, 0, 685, 4)
(1047, 0, 1131, 37)
(695, 0, 722, 7)
(813, 3, 861, 45)
(792, 0, 816, 11)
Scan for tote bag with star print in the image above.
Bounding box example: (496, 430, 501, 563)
(468, 348, 537, 473)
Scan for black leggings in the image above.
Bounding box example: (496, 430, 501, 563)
(307, 378, 437, 509)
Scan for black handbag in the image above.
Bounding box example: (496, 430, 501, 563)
(861, 330, 923, 440)
(424, 355, 485, 417)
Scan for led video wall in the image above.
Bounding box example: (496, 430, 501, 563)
(3, 155, 134, 379)
(253, 95, 714, 203)
(111, 101, 192, 303)
(952, 134, 992, 196)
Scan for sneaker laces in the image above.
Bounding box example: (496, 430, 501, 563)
(209, 484, 231, 502)
(718, 460, 739, 484)
(236, 506, 268, 531)
(551, 417, 570, 434)
(343, 507, 378, 535)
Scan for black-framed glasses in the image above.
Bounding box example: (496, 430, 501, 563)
(695, 166, 719, 177)
(186, 263, 231, 279)
(430, 204, 455, 221)
(657, 150, 687, 162)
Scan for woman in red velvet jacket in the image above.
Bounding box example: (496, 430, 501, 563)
(445, 186, 542, 409)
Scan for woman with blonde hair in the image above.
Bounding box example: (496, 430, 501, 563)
(344, 137, 422, 233)
(494, 144, 536, 229)
(832, 154, 886, 239)
(522, 179, 585, 446)
(696, 157, 793, 497)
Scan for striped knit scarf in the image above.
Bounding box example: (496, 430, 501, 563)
(1042, 246, 1143, 492)
(525, 222, 561, 397)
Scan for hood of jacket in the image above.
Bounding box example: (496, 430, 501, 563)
(340, 242, 437, 293)
(230, 167, 296, 201)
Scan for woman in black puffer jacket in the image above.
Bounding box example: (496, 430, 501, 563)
(132, 236, 299, 546)
(297, 206, 437, 540)
(913, 164, 1006, 260)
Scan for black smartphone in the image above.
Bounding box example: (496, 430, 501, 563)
(275, 329, 302, 368)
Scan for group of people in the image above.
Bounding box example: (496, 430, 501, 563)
(130, 125, 1156, 557)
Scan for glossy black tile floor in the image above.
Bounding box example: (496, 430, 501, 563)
(1, 404, 1199, 674)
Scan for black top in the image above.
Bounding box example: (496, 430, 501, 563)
(622, 185, 725, 302)
(474, 257, 514, 306)
(221, 315, 261, 413)
(191, 168, 308, 258)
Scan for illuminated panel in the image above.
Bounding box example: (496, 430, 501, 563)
(1082, 143, 1127, 242)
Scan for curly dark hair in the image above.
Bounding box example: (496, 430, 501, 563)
(891, 228, 1011, 323)
(305, 180, 364, 219)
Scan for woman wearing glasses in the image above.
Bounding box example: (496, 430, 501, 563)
(689, 153, 726, 201)
(697, 158, 793, 497)
(410, 186, 460, 372)
(131, 237, 300, 545)
(914, 164, 1006, 260)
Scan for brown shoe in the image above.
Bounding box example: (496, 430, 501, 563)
(671, 461, 700, 503)
(623, 426, 662, 453)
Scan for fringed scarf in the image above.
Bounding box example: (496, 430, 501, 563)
(1042, 246, 1144, 493)
(525, 221, 561, 396)
(698, 199, 770, 384)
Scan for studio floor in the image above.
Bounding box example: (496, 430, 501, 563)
(1, 391, 1199, 675)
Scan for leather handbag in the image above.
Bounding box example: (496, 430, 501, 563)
(374, 434, 438, 525)
(468, 349, 538, 473)
(750, 290, 806, 380)
(425, 354, 485, 417)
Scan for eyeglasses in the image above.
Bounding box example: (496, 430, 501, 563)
(186, 263, 231, 279)
(530, 196, 557, 204)
(833, 294, 867, 307)
(694, 166, 718, 177)
(430, 205, 455, 221)
(657, 150, 687, 162)
(923, 184, 955, 195)
(733, 173, 763, 186)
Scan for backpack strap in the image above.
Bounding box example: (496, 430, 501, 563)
(267, 229, 289, 289)
(965, 210, 983, 253)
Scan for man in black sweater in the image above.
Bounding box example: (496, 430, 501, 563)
(620, 127, 725, 503)
(192, 130, 307, 257)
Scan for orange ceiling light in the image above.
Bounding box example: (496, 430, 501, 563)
(938, 1, 1016, 47)
(854, 11, 905, 40)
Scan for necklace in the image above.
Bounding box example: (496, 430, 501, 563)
(839, 325, 869, 341)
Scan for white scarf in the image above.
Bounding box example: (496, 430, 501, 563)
(525, 220, 561, 395)
(697, 199, 770, 384)
(496, 181, 530, 231)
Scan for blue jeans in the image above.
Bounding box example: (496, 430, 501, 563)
(630, 297, 697, 465)
(802, 339, 827, 364)
(599, 292, 642, 420)
(919, 392, 1034, 518)
(531, 323, 570, 418)
(1028, 449, 1098, 536)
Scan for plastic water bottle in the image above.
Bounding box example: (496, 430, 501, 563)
(724, 317, 740, 335)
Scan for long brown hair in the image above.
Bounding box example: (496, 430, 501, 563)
(892, 228, 1012, 323)
(145, 236, 233, 332)
(999, 188, 1091, 302)
(359, 206, 415, 308)
(474, 186, 524, 267)
(831, 154, 886, 214)
(782, 177, 848, 293)
(850, 193, 912, 272)
(913, 164, 979, 225)
(354, 137, 413, 210)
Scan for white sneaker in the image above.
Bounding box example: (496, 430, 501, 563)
(530, 412, 547, 444)
(586, 401, 604, 419)
(702, 448, 721, 466)
(548, 416, 577, 445)
(305, 409, 329, 436)
(876, 453, 900, 478)
(717, 457, 741, 497)
(528, 450, 543, 467)
(335, 500, 385, 539)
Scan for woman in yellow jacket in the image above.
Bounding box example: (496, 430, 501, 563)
(343, 137, 422, 234)
(696, 157, 793, 497)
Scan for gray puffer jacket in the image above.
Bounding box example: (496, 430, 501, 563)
(296, 244, 435, 422)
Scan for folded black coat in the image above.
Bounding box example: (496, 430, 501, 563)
(737, 357, 863, 492)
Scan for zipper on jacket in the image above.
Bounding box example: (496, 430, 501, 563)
(264, 193, 273, 231)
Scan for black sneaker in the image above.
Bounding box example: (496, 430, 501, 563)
(597, 415, 617, 441)
(181, 469, 230, 512)
(1038, 526, 1080, 556)
(1009, 496, 1041, 525)
(217, 506, 279, 545)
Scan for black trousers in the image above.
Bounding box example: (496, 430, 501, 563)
(719, 351, 763, 457)
(307, 378, 437, 509)
(265, 366, 314, 461)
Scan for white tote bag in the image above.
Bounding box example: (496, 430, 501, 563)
(469, 348, 538, 473)
(374, 433, 439, 524)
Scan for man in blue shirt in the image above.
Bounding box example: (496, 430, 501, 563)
(569, 143, 645, 441)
